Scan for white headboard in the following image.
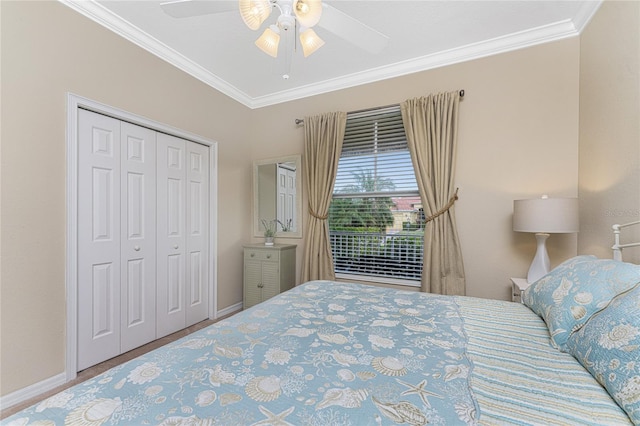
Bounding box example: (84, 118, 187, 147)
(612, 221, 640, 261)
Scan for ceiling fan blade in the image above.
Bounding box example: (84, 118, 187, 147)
(318, 3, 389, 54)
(160, 0, 236, 18)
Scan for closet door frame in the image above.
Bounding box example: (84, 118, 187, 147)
(66, 93, 218, 382)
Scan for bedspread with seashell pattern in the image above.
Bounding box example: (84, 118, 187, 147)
(3, 281, 480, 426)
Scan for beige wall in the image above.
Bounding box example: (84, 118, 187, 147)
(0, 1, 255, 396)
(1, 0, 583, 397)
(249, 38, 581, 301)
(578, 0, 640, 263)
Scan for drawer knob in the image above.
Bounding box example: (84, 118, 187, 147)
(174, 245, 179, 249)
(134, 245, 141, 251)
(266, 254, 271, 259)
(250, 253, 255, 257)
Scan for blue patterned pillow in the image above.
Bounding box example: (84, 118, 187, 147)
(566, 284, 640, 424)
(523, 256, 640, 350)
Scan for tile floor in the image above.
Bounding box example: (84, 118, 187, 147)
(1, 314, 237, 420)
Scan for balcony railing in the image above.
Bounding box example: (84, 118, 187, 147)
(329, 230, 424, 281)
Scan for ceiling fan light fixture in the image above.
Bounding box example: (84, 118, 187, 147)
(239, 0, 272, 30)
(299, 27, 324, 57)
(255, 25, 280, 57)
(294, 0, 322, 28)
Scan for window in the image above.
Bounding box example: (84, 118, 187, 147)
(329, 106, 424, 285)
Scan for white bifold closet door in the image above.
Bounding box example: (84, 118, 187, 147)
(156, 133, 209, 338)
(77, 109, 208, 371)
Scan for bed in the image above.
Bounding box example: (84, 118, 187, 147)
(3, 225, 639, 425)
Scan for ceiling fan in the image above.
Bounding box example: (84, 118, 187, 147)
(160, 0, 389, 58)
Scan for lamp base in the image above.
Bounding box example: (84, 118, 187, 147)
(527, 233, 550, 283)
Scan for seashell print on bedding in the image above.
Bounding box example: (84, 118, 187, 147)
(264, 347, 292, 365)
(552, 277, 573, 305)
(64, 398, 122, 426)
(127, 362, 162, 384)
(282, 327, 316, 337)
(336, 368, 356, 382)
(574, 292, 593, 305)
(372, 356, 408, 376)
(372, 397, 428, 426)
(3, 281, 481, 426)
(329, 350, 358, 366)
(245, 376, 282, 402)
(207, 365, 235, 386)
(35, 390, 74, 412)
(219, 393, 242, 406)
(524, 256, 640, 350)
(194, 390, 216, 407)
(403, 323, 435, 333)
(174, 338, 213, 350)
(371, 319, 399, 327)
(250, 308, 271, 318)
(318, 333, 349, 344)
(237, 322, 262, 333)
(357, 371, 377, 381)
(325, 314, 348, 324)
(565, 283, 640, 423)
(570, 305, 587, 320)
(316, 387, 368, 409)
(213, 345, 243, 358)
(368, 334, 395, 349)
(158, 415, 215, 426)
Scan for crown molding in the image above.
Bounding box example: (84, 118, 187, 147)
(59, 0, 254, 107)
(59, 0, 599, 109)
(571, 0, 603, 33)
(251, 19, 583, 108)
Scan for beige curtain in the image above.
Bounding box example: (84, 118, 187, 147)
(301, 111, 347, 282)
(401, 92, 466, 295)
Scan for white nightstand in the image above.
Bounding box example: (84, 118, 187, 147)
(511, 278, 531, 303)
(243, 244, 296, 309)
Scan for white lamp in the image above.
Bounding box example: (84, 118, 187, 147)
(294, 0, 322, 28)
(299, 27, 325, 57)
(513, 195, 579, 283)
(255, 25, 281, 57)
(241, 0, 326, 60)
(239, 0, 272, 30)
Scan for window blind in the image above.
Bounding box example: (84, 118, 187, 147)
(329, 105, 424, 283)
(333, 106, 419, 197)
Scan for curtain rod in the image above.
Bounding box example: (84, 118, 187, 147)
(294, 89, 465, 125)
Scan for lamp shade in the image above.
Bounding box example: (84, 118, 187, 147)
(294, 0, 322, 28)
(255, 26, 280, 57)
(513, 196, 579, 234)
(239, 0, 272, 30)
(299, 28, 325, 57)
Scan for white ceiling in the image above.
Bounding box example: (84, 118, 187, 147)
(61, 0, 601, 109)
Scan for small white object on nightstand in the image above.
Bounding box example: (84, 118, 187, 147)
(511, 278, 531, 303)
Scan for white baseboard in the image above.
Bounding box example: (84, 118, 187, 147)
(0, 372, 67, 411)
(217, 302, 242, 318)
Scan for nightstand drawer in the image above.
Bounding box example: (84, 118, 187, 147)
(244, 249, 280, 262)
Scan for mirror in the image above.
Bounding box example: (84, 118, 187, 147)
(253, 155, 302, 238)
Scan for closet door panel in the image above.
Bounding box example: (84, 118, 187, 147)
(78, 109, 122, 370)
(157, 133, 187, 338)
(186, 142, 209, 326)
(77, 107, 213, 370)
(120, 122, 157, 353)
